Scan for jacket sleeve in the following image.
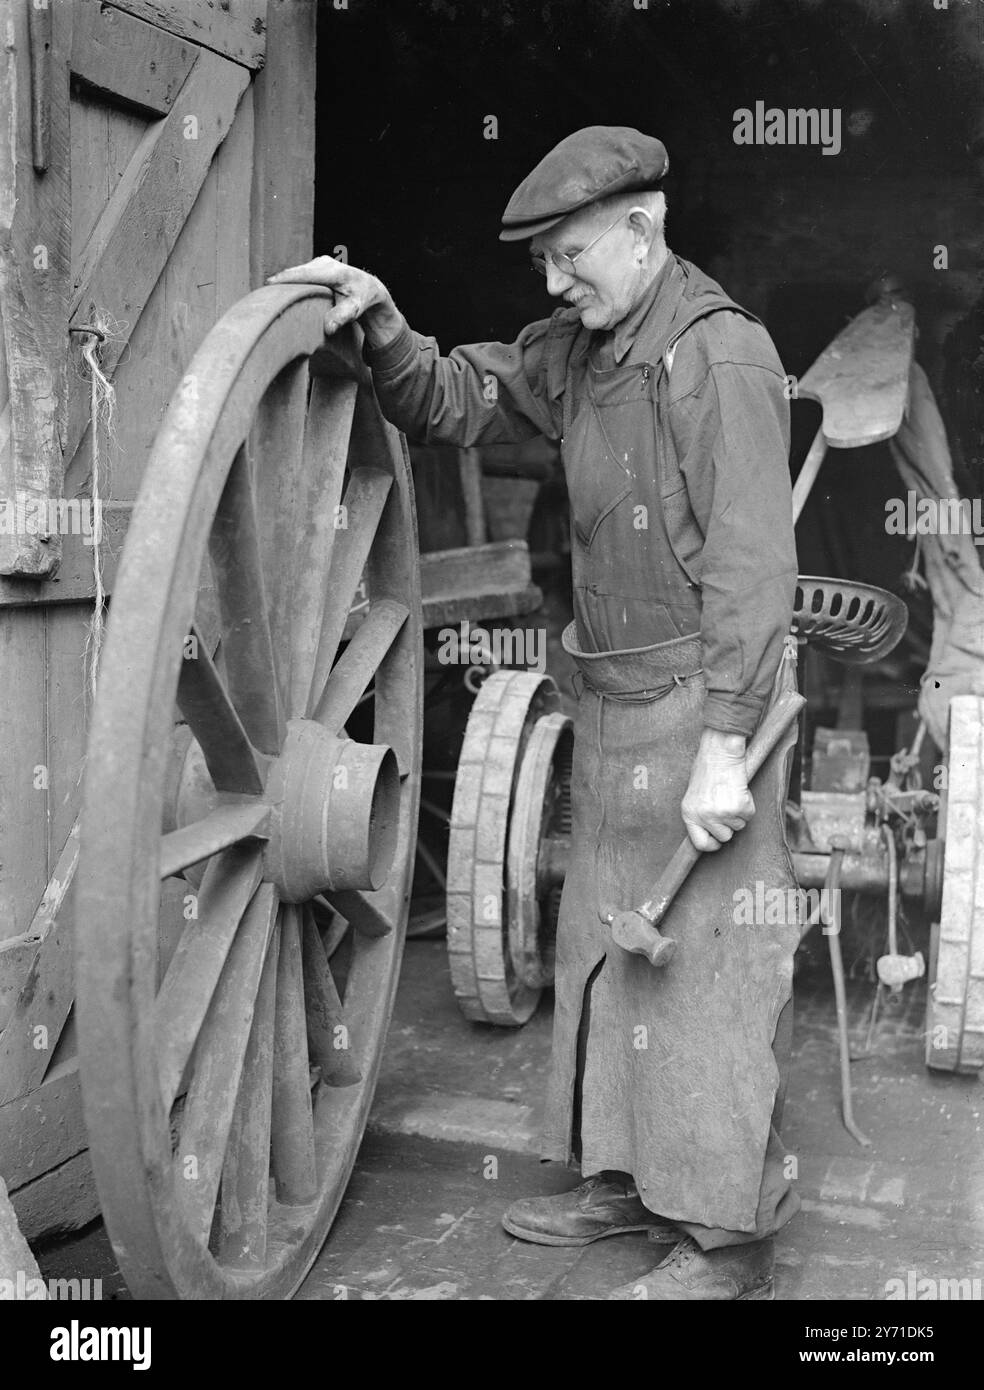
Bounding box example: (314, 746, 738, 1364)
(667, 314, 797, 737)
(363, 313, 562, 447)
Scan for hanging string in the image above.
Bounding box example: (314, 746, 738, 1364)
(72, 315, 122, 714)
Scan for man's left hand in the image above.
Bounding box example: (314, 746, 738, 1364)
(681, 729, 754, 853)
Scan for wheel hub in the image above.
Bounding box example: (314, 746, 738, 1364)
(264, 720, 400, 902)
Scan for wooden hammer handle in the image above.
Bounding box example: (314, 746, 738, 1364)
(636, 690, 806, 928)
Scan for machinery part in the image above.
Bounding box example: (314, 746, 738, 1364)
(797, 791, 867, 854)
(925, 696, 984, 1075)
(447, 669, 562, 1025)
(792, 845, 929, 900)
(887, 719, 926, 790)
(464, 662, 493, 695)
(506, 711, 572, 990)
(922, 836, 945, 919)
(875, 824, 925, 994)
(76, 286, 423, 1299)
(877, 952, 925, 989)
(823, 849, 872, 1148)
(809, 727, 870, 793)
(793, 577, 908, 665)
(603, 691, 805, 967)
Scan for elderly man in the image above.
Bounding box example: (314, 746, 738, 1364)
(272, 126, 801, 1301)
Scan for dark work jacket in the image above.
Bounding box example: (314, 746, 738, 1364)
(366, 253, 797, 737)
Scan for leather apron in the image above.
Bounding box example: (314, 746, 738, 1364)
(540, 287, 801, 1234)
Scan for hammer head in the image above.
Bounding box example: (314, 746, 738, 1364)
(609, 910, 676, 968)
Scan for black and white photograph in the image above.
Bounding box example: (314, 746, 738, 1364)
(0, 0, 982, 1340)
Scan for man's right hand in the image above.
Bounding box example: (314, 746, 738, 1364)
(267, 256, 404, 347)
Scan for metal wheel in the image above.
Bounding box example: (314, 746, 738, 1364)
(507, 711, 572, 990)
(446, 670, 563, 1025)
(76, 285, 422, 1298)
(925, 695, 984, 1075)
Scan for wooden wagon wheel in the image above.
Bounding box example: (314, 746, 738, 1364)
(925, 695, 984, 1075)
(76, 285, 422, 1299)
(446, 670, 562, 1025)
(507, 711, 572, 990)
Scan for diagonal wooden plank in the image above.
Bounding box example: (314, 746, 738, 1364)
(174, 882, 278, 1244)
(72, 0, 197, 116)
(155, 845, 264, 1112)
(0, 824, 80, 1105)
(104, 0, 267, 71)
(66, 48, 251, 469)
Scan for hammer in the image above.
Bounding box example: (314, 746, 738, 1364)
(601, 689, 806, 966)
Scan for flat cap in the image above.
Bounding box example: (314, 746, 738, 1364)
(499, 126, 669, 242)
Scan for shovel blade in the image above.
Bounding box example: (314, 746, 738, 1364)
(798, 297, 915, 449)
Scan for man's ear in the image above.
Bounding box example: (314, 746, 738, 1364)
(627, 205, 655, 245)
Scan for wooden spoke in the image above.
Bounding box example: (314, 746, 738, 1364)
(288, 376, 358, 719)
(155, 846, 265, 1111)
(251, 358, 310, 696)
(194, 571, 224, 660)
(217, 923, 280, 1270)
(159, 801, 270, 880)
(415, 834, 446, 890)
(326, 887, 394, 940)
(177, 623, 264, 794)
(363, 417, 419, 777)
(270, 905, 318, 1205)
(306, 468, 393, 717)
(174, 884, 279, 1243)
(420, 796, 451, 824)
(312, 598, 408, 732)
(210, 446, 284, 755)
(311, 897, 350, 958)
(301, 907, 361, 1087)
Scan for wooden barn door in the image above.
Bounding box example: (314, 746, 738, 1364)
(0, 0, 315, 1239)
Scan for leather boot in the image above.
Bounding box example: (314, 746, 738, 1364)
(607, 1235, 776, 1300)
(502, 1174, 679, 1248)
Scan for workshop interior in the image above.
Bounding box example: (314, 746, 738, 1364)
(0, 0, 981, 1310)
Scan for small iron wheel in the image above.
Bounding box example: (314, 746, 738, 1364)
(446, 670, 567, 1025)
